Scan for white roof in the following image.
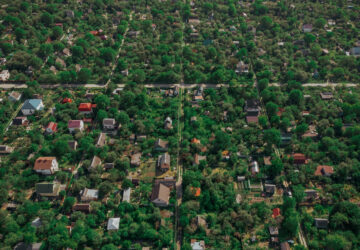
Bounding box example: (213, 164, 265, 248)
(123, 188, 131, 202)
(107, 217, 120, 230)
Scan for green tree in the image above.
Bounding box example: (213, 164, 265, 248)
(71, 46, 84, 58)
(77, 68, 91, 83)
(264, 128, 281, 146)
(39, 44, 53, 58)
(99, 47, 116, 63)
(15, 27, 26, 40)
(40, 12, 54, 26)
(52, 26, 63, 40)
(289, 89, 303, 105)
(94, 94, 110, 109)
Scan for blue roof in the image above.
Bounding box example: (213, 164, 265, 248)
(22, 99, 43, 110)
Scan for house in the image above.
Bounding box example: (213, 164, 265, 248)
(193, 95, 204, 102)
(250, 161, 259, 175)
(123, 188, 131, 202)
(268, 226, 279, 236)
(81, 188, 99, 202)
(14, 242, 42, 250)
(190, 187, 201, 197)
(315, 165, 334, 177)
(245, 99, 261, 116)
(13, 116, 27, 126)
(34, 157, 59, 175)
(103, 118, 116, 130)
(21, 99, 44, 115)
(128, 31, 140, 38)
(246, 116, 258, 124)
(235, 61, 249, 74)
(164, 117, 173, 130)
(314, 218, 329, 229)
(31, 217, 42, 228)
(73, 203, 91, 213)
(78, 103, 96, 114)
(151, 183, 170, 206)
(68, 120, 84, 133)
(190, 239, 205, 250)
(302, 24, 313, 32)
(292, 153, 307, 164)
(96, 133, 106, 147)
(0, 145, 14, 154)
(56, 57, 66, 67)
(281, 133, 292, 144)
(8, 91, 21, 102)
(264, 156, 272, 166)
(264, 184, 276, 196)
(62, 48, 71, 57)
(272, 208, 281, 218)
(304, 189, 318, 201)
(65, 10, 75, 18)
(320, 92, 333, 100)
(61, 98, 72, 104)
(191, 138, 201, 144)
(107, 218, 120, 230)
(188, 18, 200, 25)
(68, 140, 78, 150)
(130, 153, 142, 167)
(89, 156, 101, 170)
(0, 70, 10, 81)
(196, 215, 207, 228)
(36, 182, 62, 198)
(350, 47, 360, 56)
(103, 163, 114, 170)
(158, 153, 170, 172)
(280, 242, 291, 250)
(154, 139, 169, 151)
(45, 122, 57, 134)
(194, 154, 206, 165)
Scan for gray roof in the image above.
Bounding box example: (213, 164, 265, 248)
(107, 217, 120, 230)
(122, 188, 131, 202)
(314, 218, 329, 229)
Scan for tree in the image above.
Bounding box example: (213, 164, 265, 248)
(63, 197, 76, 213)
(77, 68, 91, 83)
(214, 131, 231, 151)
(132, 69, 146, 83)
(99, 181, 113, 198)
(315, 18, 326, 28)
(292, 185, 305, 203)
(53, 140, 70, 157)
(264, 128, 281, 146)
(94, 94, 110, 110)
(325, 234, 352, 250)
(258, 78, 268, 92)
(40, 12, 54, 26)
(39, 44, 53, 58)
(52, 26, 63, 40)
(15, 28, 26, 40)
(266, 102, 278, 117)
(304, 33, 316, 44)
(289, 89, 303, 105)
(267, 157, 283, 178)
(71, 46, 84, 58)
(99, 47, 116, 63)
(259, 16, 273, 30)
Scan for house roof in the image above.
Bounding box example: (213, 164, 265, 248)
(155, 139, 169, 150)
(22, 99, 43, 110)
(46, 122, 57, 132)
(315, 165, 334, 176)
(268, 226, 279, 235)
(68, 140, 77, 150)
(96, 133, 106, 147)
(272, 208, 281, 218)
(68, 120, 82, 128)
(280, 242, 291, 250)
(34, 157, 56, 170)
(246, 116, 259, 123)
(293, 153, 306, 160)
(131, 153, 142, 165)
(78, 103, 93, 111)
(107, 217, 120, 230)
(123, 188, 131, 202)
(151, 183, 170, 204)
(90, 156, 101, 169)
(73, 203, 91, 212)
(82, 188, 99, 199)
(36, 182, 59, 195)
(9, 91, 21, 100)
(62, 98, 72, 104)
(103, 118, 115, 126)
(314, 218, 329, 229)
(158, 153, 170, 169)
(191, 187, 201, 197)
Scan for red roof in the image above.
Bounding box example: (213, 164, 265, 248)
(246, 116, 258, 123)
(55, 23, 63, 27)
(46, 122, 57, 132)
(277, 108, 285, 117)
(62, 98, 72, 104)
(190, 187, 201, 197)
(293, 153, 306, 160)
(315, 165, 334, 176)
(272, 208, 280, 218)
(90, 31, 99, 36)
(78, 103, 92, 112)
(68, 120, 82, 128)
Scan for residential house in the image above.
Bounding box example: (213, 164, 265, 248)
(8, 91, 21, 102)
(89, 156, 101, 170)
(14, 243, 42, 250)
(103, 118, 116, 130)
(188, 18, 200, 25)
(73, 203, 91, 213)
(314, 218, 329, 229)
(128, 31, 140, 38)
(304, 189, 319, 201)
(196, 216, 207, 228)
(81, 188, 99, 202)
(78, 103, 96, 114)
(56, 57, 66, 67)
(107, 218, 120, 231)
(302, 24, 313, 32)
(68, 120, 84, 133)
(104, 163, 114, 170)
(194, 154, 206, 165)
(21, 99, 44, 115)
(62, 48, 71, 57)
(250, 161, 259, 175)
(320, 92, 333, 100)
(33, 157, 59, 175)
(45, 122, 57, 134)
(264, 156, 272, 166)
(280, 242, 291, 250)
(13, 116, 27, 126)
(246, 116, 258, 124)
(130, 153, 142, 167)
(0, 70, 10, 81)
(292, 153, 307, 164)
(36, 182, 62, 198)
(31, 217, 42, 228)
(61, 98, 72, 104)
(268, 226, 279, 236)
(68, 140, 78, 150)
(96, 133, 106, 147)
(235, 61, 249, 74)
(123, 188, 131, 202)
(65, 10, 75, 18)
(154, 139, 169, 151)
(350, 47, 360, 56)
(151, 183, 170, 206)
(314, 165, 334, 177)
(190, 239, 205, 250)
(264, 184, 276, 196)
(272, 208, 281, 218)
(281, 133, 292, 144)
(0, 145, 14, 154)
(245, 99, 261, 116)
(164, 117, 173, 130)
(158, 153, 170, 172)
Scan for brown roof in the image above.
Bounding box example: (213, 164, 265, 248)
(73, 203, 91, 212)
(246, 116, 258, 123)
(96, 133, 106, 147)
(90, 156, 101, 169)
(34, 157, 56, 170)
(314, 165, 334, 176)
(151, 183, 170, 204)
